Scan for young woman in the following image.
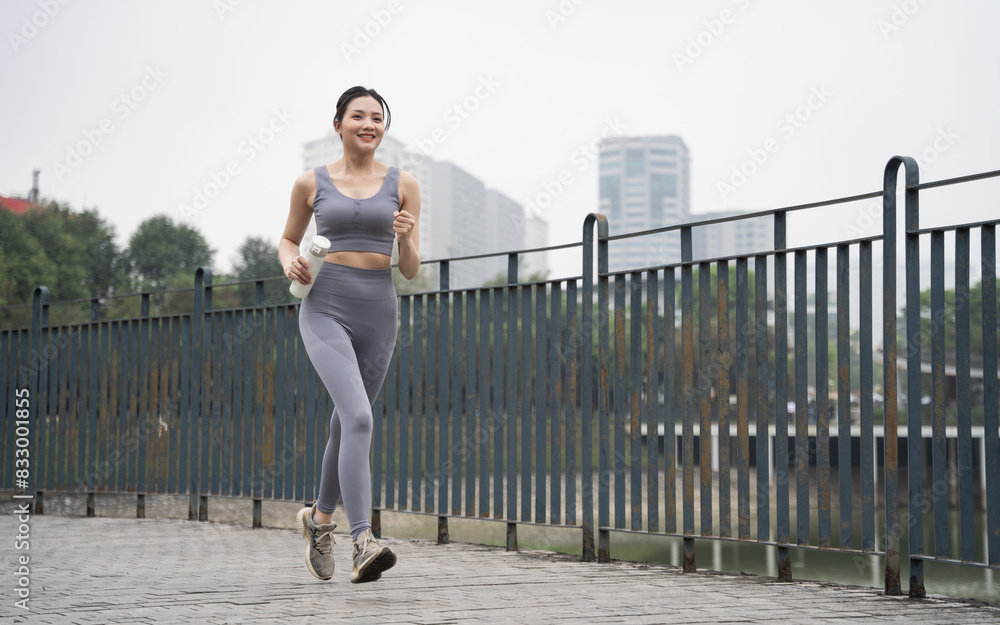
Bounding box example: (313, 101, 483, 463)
(279, 86, 421, 583)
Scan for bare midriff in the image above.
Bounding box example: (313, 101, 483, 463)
(324, 250, 392, 270)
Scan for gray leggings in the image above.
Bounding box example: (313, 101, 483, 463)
(298, 262, 397, 540)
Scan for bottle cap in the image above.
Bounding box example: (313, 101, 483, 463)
(308, 235, 331, 258)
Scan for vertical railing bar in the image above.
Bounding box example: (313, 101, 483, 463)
(630, 272, 643, 532)
(699, 262, 713, 537)
(980, 225, 999, 566)
(536, 282, 548, 525)
(440, 265, 453, 518)
(566, 280, 579, 528)
(860, 242, 876, 552)
(664, 268, 677, 535)
(755, 254, 770, 543)
(954, 227, 975, 562)
(504, 284, 518, 523)
(597, 235, 611, 561)
(837, 243, 853, 550)
(774, 213, 790, 579)
(465, 290, 477, 518)
(816, 247, 831, 548)
(614, 274, 626, 530)
(398, 297, 411, 510)
(737, 257, 751, 541)
(550, 282, 562, 526)
(931, 230, 948, 558)
(521, 284, 532, 522)
(479, 289, 491, 518)
(718, 260, 732, 540)
(413, 295, 425, 513)
(898, 156, 920, 597)
(451, 290, 463, 517)
(426, 292, 438, 514)
(647, 269, 660, 533)
(794, 250, 809, 545)
(681, 227, 695, 571)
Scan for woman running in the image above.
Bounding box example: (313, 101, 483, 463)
(278, 85, 421, 583)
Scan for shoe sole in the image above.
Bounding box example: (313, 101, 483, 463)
(351, 548, 396, 584)
(297, 507, 332, 581)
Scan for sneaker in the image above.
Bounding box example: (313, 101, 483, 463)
(350, 529, 396, 583)
(296, 504, 336, 580)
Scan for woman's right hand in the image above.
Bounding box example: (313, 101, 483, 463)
(285, 255, 312, 285)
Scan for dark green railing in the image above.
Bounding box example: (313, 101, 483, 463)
(2, 157, 998, 599)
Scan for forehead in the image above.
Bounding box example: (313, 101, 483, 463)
(346, 95, 383, 115)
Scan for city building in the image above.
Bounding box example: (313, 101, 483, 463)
(598, 136, 690, 272)
(690, 209, 775, 261)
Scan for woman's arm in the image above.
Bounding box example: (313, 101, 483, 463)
(395, 170, 421, 280)
(279, 171, 316, 285)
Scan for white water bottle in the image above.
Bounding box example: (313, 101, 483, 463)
(289, 235, 331, 298)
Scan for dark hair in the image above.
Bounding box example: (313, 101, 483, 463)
(333, 86, 391, 133)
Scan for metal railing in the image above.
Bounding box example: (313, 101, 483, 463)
(1, 157, 998, 599)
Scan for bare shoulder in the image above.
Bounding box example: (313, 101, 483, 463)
(398, 169, 420, 191)
(291, 168, 319, 209)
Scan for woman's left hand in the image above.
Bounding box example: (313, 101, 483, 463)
(393, 210, 416, 240)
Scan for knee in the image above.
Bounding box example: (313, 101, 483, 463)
(341, 410, 373, 438)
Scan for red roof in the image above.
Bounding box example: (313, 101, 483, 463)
(0, 196, 37, 215)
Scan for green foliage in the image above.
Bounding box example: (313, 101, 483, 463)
(123, 214, 214, 293)
(230, 236, 295, 307)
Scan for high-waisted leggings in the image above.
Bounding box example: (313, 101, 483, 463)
(298, 262, 397, 540)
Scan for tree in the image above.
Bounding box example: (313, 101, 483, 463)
(231, 236, 294, 306)
(124, 214, 214, 292)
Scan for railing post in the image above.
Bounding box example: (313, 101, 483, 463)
(774, 211, 791, 582)
(582, 214, 607, 563)
(882, 156, 919, 597)
(192, 267, 212, 521)
(680, 226, 695, 573)
(138, 293, 150, 514)
(30, 287, 49, 514)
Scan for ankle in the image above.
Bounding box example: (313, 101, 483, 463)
(313, 509, 334, 525)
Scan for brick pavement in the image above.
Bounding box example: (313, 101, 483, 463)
(2, 497, 1000, 624)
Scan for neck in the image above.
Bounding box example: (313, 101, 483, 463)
(341, 146, 376, 174)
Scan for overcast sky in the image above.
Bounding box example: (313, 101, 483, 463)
(2, 0, 999, 282)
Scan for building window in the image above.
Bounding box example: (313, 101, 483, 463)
(600, 174, 621, 219)
(626, 149, 645, 177)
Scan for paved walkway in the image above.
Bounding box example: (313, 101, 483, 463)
(4, 508, 1000, 625)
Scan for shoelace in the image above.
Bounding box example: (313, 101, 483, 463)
(355, 533, 378, 559)
(312, 524, 335, 555)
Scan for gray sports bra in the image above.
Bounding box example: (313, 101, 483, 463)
(313, 165, 398, 256)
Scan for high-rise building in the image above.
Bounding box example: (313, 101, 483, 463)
(598, 136, 690, 271)
(690, 209, 774, 261)
(302, 133, 538, 288)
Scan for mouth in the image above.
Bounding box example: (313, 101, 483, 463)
(358, 133, 376, 142)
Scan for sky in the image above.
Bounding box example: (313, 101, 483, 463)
(2, 0, 999, 283)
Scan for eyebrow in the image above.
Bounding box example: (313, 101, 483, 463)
(350, 109, 382, 116)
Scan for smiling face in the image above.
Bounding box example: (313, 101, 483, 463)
(334, 95, 385, 153)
